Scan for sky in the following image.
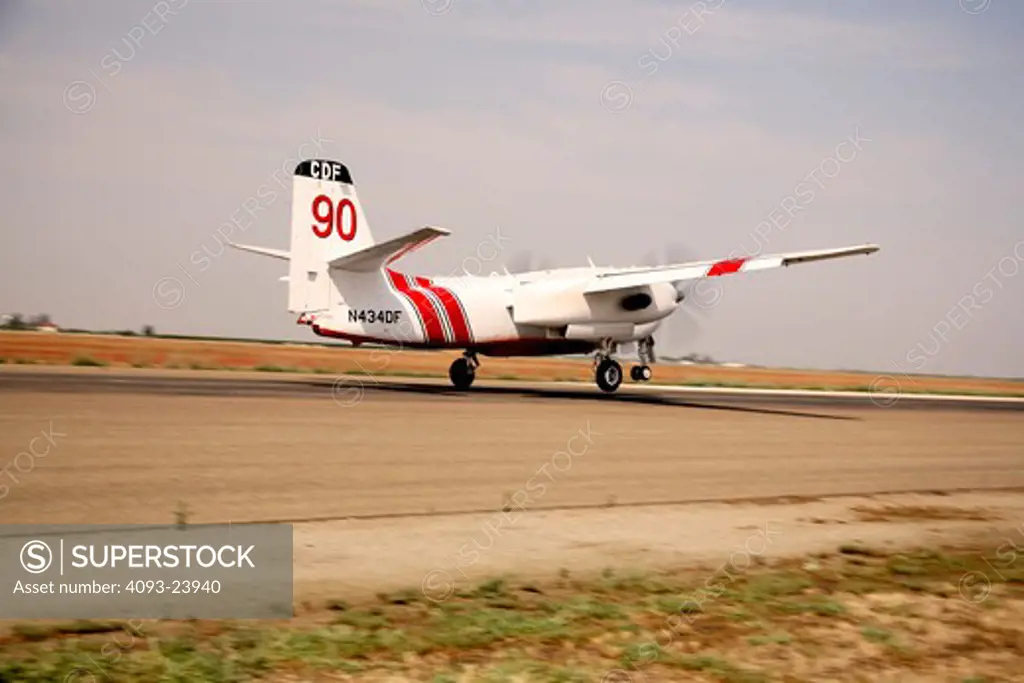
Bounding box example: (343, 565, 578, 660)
(1, 0, 1022, 378)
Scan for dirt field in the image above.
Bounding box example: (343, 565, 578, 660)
(3, 330, 1024, 396)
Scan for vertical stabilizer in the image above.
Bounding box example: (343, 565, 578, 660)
(289, 159, 376, 313)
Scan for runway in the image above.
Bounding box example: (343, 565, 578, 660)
(2, 367, 1022, 524)
(1, 368, 1022, 412)
(2, 366, 1023, 599)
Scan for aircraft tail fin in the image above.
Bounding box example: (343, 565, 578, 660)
(231, 159, 443, 314)
(288, 159, 377, 313)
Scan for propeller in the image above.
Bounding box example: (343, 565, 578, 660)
(503, 249, 556, 274)
(637, 242, 713, 358)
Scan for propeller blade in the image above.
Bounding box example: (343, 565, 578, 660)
(504, 250, 536, 274)
(640, 249, 661, 268)
(506, 249, 560, 273)
(664, 242, 697, 265)
(635, 241, 714, 356)
(655, 305, 703, 357)
(639, 242, 698, 268)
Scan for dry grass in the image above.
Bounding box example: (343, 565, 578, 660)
(2, 544, 1022, 682)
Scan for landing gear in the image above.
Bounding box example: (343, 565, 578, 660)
(593, 339, 623, 393)
(596, 358, 623, 393)
(593, 333, 663, 393)
(638, 335, 656, 365)
(630, 364, 652, 382)
(592, 336, 656, 392)
(630, 336, 655, 384)
(449, 351, 478, 390)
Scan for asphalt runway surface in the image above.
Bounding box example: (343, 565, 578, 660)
(1, 369, 1022, 412)
(2, 368, 1023, 598)
(2, 368, 1022, 524)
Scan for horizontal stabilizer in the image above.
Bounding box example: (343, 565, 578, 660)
(227, 241, 290, 261)
(328, 226, 450, 272)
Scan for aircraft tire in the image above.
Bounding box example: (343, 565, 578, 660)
(630, 364, 653, 382)
(449, 357, 475, 390)
(596, 359, 623, 393)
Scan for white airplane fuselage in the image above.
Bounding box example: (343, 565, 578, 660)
(308, 266, 679, 356)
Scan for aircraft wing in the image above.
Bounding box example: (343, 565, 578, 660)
(582, 243, 880, 295)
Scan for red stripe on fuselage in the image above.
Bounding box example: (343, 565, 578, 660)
(386, 270, 447, 344)
(706, 258, 746, 277)
(380, 233, 472, 346)
(432, 286, 473, 344)
(415, 276, 472, 344)
(412, 278, 454, 342)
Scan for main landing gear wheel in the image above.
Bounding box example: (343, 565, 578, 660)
(630, 364, 652, 382)
(449, 356, 476, 390)
(596, 359, 623, 393)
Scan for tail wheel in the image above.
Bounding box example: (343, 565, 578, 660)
(596, 359, 623, 393)
(449, 357, 475, 390)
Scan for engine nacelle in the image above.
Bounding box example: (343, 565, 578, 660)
(512, 280, 678, 326)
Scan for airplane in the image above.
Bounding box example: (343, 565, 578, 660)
(229, 158, 880, 393)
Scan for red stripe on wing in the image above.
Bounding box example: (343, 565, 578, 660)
(706, 258, 746, 277)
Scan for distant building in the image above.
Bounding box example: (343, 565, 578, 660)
(36, 322, 59, 333)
